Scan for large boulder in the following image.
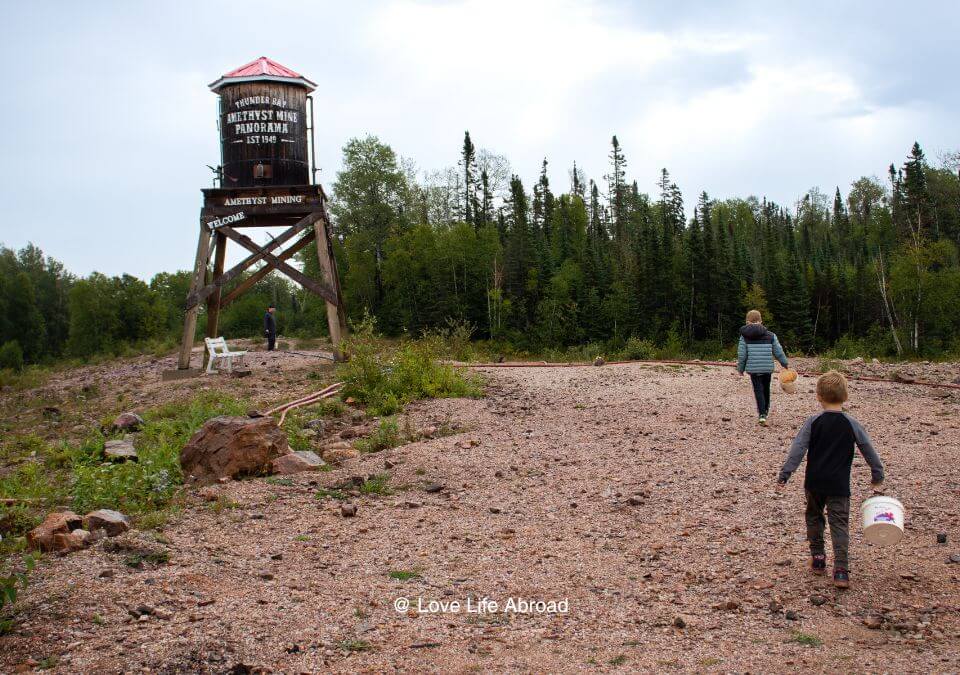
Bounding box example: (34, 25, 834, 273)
(271, 450, 326, 475)
(27, 511, 82, 552)
(83, 509, 131, 537)
(180, 416, 289, 486)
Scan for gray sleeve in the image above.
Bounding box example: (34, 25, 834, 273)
(771, 334, 789, 368)
(846, 414, 884, 483)
(779, 415, 815, 482)
(737, 336, 747, 373)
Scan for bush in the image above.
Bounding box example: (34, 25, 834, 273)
(337, 318, 482, 416)
(0, 341, 24, 372)
(621, 337, 656, 361)
(355, 416, 402, 453)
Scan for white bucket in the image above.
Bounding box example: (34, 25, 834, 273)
(861, 495, 905, 546)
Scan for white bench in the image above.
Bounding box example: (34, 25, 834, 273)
(204, 337, 247, 374)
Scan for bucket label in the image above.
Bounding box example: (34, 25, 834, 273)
(873, 511, 896, 523)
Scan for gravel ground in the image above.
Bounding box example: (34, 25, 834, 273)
(3, 360, 960, 673)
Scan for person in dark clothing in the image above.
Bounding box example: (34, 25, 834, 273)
(736, 310, 789, 425)
(264, 305, 276, 351)
(777, 370, 885, 589)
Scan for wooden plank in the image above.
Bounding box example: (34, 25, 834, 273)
(177, 224, 213, 369)
(205, 231, 227, 353)
(219, 225, 339, 305)
(184, 211, 321, 309)
(313, 209, 349, 360)
(220, 230, 315, 308)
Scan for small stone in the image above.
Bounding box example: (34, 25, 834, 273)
(405, 501, 423, 509)
(810, 594, 828, 606)
(936, 533, 947, 544)
(99, 569, 115, 579)
(340, 427, 361, 440)
(628, 496, 644, 506)
(82, 509, 131, 537)
(104, 438, 138, 462)
(864, 615, 883, 630)
(423, 482, 444, 494)
(340, 503, 358, 518)
(774, 558, 793, 567)
(111, 412, 144, 432)
(489, 506, 502, 514)
(322, 447, 360, 464)
(948, 554, 960, 564)
(271, 450, 326, 475)
(768, 600, 782, 614)
(785, 610, 799, 621)
(494, 470, 504, 478)
(384, 459, 396, 469)
(304, 419, 325, 432)
(259, 571, 274, 580)
(673, 616, 686, 628)
(725, 600, 740, 611)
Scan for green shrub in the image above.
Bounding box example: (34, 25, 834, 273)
(337, 319, 482, 416)
(355, 416, 402, 453)
(1, 553, 38, 611)
(621, 337, 656, 361)
(0, 341, 24, 372)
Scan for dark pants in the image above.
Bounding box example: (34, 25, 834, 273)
(805, 490, 850, 569)
(749, 373, 771, 416)
(267, 333, 276, 351)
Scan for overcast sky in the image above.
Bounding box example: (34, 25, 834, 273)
(1, 1, 956, 279)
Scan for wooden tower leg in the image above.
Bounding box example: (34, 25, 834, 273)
(204, 231, 228, 364)
(314, 216, 348, 361)
(177, 224, 213, 370)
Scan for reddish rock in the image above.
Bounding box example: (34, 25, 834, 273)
(111, 412, 144, 432)
(83, 509, 131, 537)
(271, 450, 326, 475)
(180, 416, 289, 486)
(27, 511, 82, 552)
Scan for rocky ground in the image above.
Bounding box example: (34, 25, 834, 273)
(2, 355, 960, 673)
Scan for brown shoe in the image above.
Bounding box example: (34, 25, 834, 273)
(833, 568, 850, 589)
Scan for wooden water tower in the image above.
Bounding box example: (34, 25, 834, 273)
(175, 56, 348, 372)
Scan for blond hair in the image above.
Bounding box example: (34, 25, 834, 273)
(746, 310, 762, 324)
(817, 370, 849, 404)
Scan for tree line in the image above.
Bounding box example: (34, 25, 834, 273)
(1, 137, 958, 370)
(331, 135, 960, 358)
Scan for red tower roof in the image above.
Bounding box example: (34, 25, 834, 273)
(209, 56, 316, 92)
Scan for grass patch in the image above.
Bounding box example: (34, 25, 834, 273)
(265, 477, 294, 487)
(315, 488, 348, 501)
(294, 535, 310, 542)
(388, 569, 421, 581)
(338, 638, 373, 653)
(359, 473, 393, 496)
(790, 631, 823, 647)
(0, 391, 247, 560)
(355, 416, 402, 453)
(337, 316, 482, 416)
(817, 358, 845, 374)
(700, 657, 722, 666)
(609, 655, 628, 666)
(124, 551, 170, 568)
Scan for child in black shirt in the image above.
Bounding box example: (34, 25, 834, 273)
(777, 370, 885, 588)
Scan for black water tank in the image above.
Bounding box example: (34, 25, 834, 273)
(209, 56, 315, 187)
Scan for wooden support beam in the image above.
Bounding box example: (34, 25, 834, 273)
(218, 225, 338, 305)
(185, 211, 321, 309)
(205, 231, 227, 367)
(314, 209, 349, 360)
(177, 224, 214, 369)
(220, 230, 315, 309)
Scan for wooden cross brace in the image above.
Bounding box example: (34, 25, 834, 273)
(183, 210, 337, 309)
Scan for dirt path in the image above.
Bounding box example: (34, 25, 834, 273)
(3, 362, 960, 673)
